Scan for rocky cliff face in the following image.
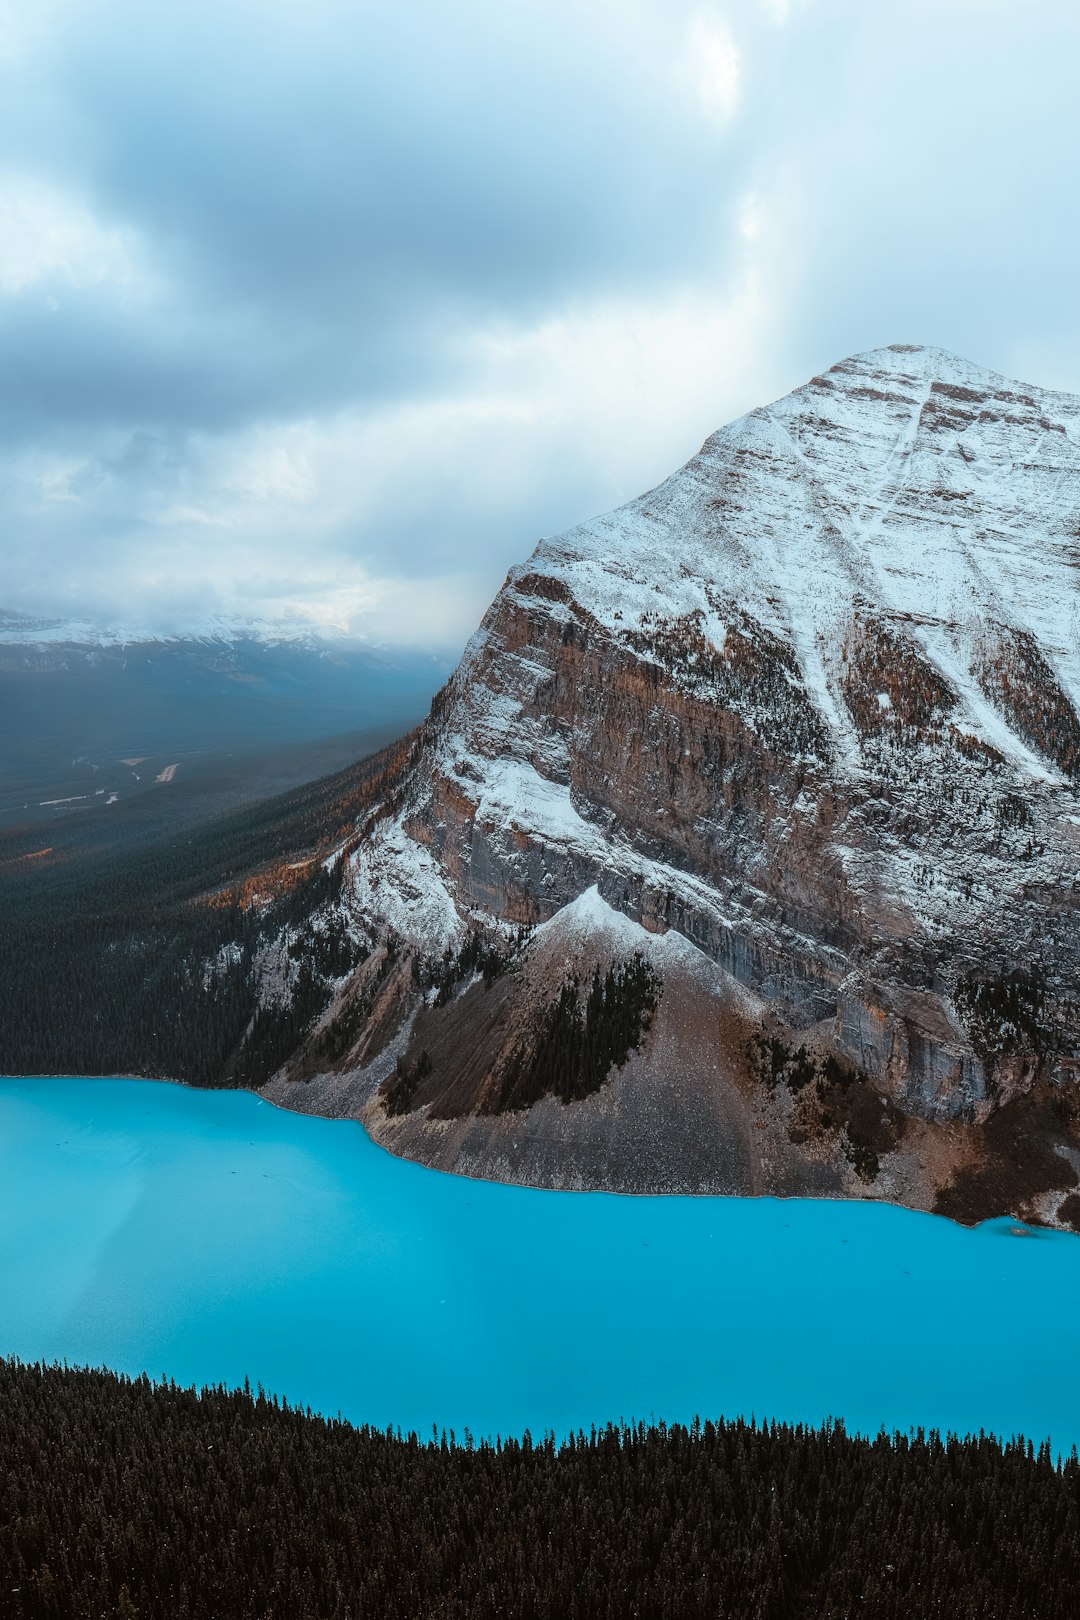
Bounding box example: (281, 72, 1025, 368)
(259, 345, 1080, 1225)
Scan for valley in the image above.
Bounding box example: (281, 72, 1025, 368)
(5, 346, 1080, 1232)
(0, 619, 444, 839)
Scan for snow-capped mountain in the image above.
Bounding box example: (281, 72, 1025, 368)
(256, 345, 1080, 1224)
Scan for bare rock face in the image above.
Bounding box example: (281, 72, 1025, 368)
(262, 345, 1080, 1224)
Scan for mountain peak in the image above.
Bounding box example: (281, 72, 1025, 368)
(831, 341, 998, 382)
(507, 344, 1079, 760)
(792, 341, 1079, 410)
(261, 349, 1080, 1219)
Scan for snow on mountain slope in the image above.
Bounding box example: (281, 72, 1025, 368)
(264, 346, 1080, 1222)
(448, 344, 1079, 787)
(514, 344, 1080, 689)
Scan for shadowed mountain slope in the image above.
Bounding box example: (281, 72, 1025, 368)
(254, 346, 1080, 1223)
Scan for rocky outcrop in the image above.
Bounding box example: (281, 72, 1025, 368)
(259, 345, 1080, 1224)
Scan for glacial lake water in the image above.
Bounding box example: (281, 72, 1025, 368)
(2, 1076, 1080, 1451)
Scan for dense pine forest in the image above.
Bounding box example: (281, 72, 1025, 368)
(1, 1359, 1077, 1620)
(0, 730, 419, 1084)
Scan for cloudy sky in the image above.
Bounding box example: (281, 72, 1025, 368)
(3, 0, 1078, 651)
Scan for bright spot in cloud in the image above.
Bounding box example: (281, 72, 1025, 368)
(758, 0, 809, 24)
(737, 192, 765, 241)
(225, 430, 317, 505)
(688, 14, 741, 123)
(2, 0, 1079, 655)
(157, 504, 227, 528)
(0, 175, 149, 297)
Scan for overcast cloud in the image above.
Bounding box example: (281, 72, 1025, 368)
(3, 0, 1079, 650)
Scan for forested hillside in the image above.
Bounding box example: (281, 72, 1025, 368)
(0, 729, 420, 1082)
(2, 1359, 1077, 1620)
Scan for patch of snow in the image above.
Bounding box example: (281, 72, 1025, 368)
(534, 885, 653, 954)
(534, 885, 763, 1013)
(473, 757, 602, 851)
(350, 816, 465, 953)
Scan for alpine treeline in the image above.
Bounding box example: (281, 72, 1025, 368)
(1, 1359, 1077, 1620)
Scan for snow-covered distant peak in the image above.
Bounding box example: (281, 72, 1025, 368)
(0, 611, 149, 648)
(0, 608, 379, 651)
(529, 888, 748, 988)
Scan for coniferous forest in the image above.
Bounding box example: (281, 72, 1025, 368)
(0, 731, 419, 1084)
(492, 956, 659, 1111)
(1, 1359, 1078, 1620)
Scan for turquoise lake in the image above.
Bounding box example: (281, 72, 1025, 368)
(2, 1076, 1079, 1450)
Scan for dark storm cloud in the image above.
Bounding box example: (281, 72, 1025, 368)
(2, 0, 1079, 648)
(0, 0, 741, 440)
(0, 274, 447, 441)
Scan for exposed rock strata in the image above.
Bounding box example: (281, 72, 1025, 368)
(259, 345, 1080, 1225)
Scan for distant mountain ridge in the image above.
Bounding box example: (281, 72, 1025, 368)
(0, 609, 387, 651)
(0, 615, 446, 833)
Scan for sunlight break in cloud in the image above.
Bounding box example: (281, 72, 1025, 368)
(0, 175, 149, 297)
(3, 0, 1080, 655)
(757, 0, 792, 23)
(688, 13, 741, 123)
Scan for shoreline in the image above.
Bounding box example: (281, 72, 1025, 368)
(0, 1068, 1062, 1236)
(3, 1073, 1077, 1461)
